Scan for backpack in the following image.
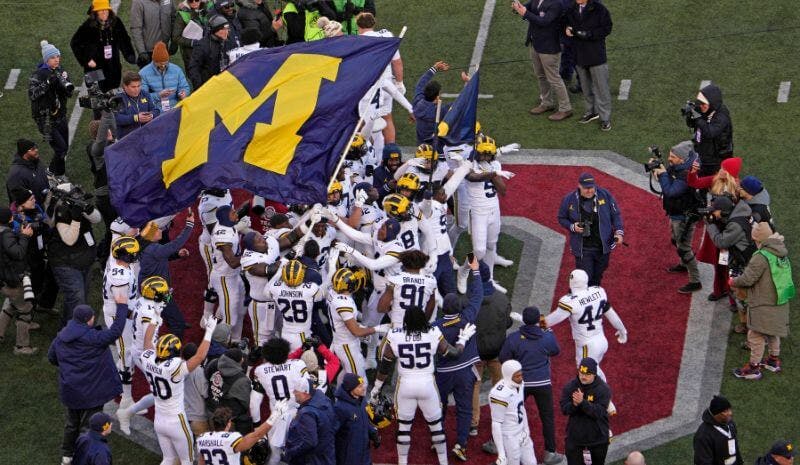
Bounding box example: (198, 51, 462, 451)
(727, 216, 757, 267)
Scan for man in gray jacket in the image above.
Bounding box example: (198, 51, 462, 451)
(130, 0, 175, 67)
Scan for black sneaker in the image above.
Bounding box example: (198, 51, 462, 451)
(678, 282, 702, 294)
(667, 264, 688, 273)
(469, 426, 478, 437)
(708, 291, 729, 301)
(578, 113, 599, 124)
(600, 120, 612, 131)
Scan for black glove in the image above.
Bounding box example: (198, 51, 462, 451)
(203, 287, 219, 304)
(136, 52, 151, 68)
(124, 52, 137, 64)
(574, 30, 591, 40)
(690, 108, 702, 120)
(248, 345, 263, 365)
(69, 204, 83, 220)
(48, 73, 60, 86)
(369, 429, 381, 449)
(83, 203, 95, 214)
(302, 335, 321, 351)
(422, 189, 433, 200)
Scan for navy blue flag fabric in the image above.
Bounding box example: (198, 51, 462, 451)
(106, 36, 400, 225)
(436, 70, 479, 146)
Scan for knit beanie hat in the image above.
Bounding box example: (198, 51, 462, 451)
(209, 15, 229, 33)
(40, 40, 61, 61)
(670, 141, 694, 161)
(16, 139, 37, 156)
(740, 175, 763, 196)
(241, 28, 261, 46)
(341, 373, 362, 393)
(212, 322, 231, 344)
(522, 306, 541, 325)
(10, 188, 34, 206)
(224, 347, 243, 363)
(710, 196, 734, 216)
(151, 41, 169, 63)
(751, 222, 773, 244)
(720, 157, 742, 179)
(301, 349, 319, 372)
(73, 305, 95, 323)
(91, 0, 111, 12)
(139, 220, 160, 242)
(709, 395, 732, 415)
(578, 357, 598, 375)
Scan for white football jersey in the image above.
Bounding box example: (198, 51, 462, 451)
(102, 260, 138, 303)
(309, 225, 337, 269)
(489, 380, 526, 435)
(253, 359, 308, 408)
(556, 286, 610, 345)
(387, 272, 437, 327)
(385, 326, 442, 377)
(196, 430, 243, 465)
(199, 191, 233, 226)
(351, 203, 385, 257)
(131, 298, 162, 353)
(241, 238, 281, 302)
(467, 160, 502, 212)
(419, 200, 451, 256)
(327, 290, 360, 346)
(373, 215, 420, 254)
(368, 231, 405, 291)
(266, 276, 321, 336)
(405, 163, 449, 190)
(140, 349, 187, 415)
(211, 224, 240, 276)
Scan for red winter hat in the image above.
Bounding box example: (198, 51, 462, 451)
(721, 157, 742, 178)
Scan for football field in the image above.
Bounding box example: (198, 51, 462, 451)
(0, 1, 798, 464)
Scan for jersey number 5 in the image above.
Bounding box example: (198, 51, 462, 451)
(397, 342, 432, 369)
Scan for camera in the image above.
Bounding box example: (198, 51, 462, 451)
(579, 218, 592, 238)
(22, 275, 35, 303)
(50, 183, 95, 212)
(680, 100, 696, 117)
(78, 70, 123, 112)
(643, 145, 663, 173)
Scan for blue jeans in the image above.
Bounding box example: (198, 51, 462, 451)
(574, 247, 609, 287)
(51, 266, 90, 326)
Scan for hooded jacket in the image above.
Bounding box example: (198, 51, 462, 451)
(28, 63, 74, 120)
(563, 0, 612, 67)
(658, 153, 702, 220)
(475, 280, 513, 360)
(706, 200, 754, 265)
(204, 353, 252, 432)
(237, 0, 280, 47)
(73, 430, 112, 465)
(172, 0, 212, 68)
(284, 389, 339, 465)
(693, 409, 743, 465)
(499, 324, 560, 388)
(6, 154, 50, 204)
(47, 304, 127, 409)
(691, 84, 733, 174)
(333, 385, 374, 465)
(412, 67, 451, 144)
(559, 374, 611, 447)
(70, 12, 137, 92)
(732, 234, 791, 337)
(0, 225, 30, 284)
(434, 269, 482, 372)
(745, 188, 772, 225)
(188, 33, 229, 89)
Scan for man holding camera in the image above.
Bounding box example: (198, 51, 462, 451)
(558, 172, 624, 287)
(28, 40, 75, 177)
(47, 184, 103, 325)
(684, 83, 733, 177)
(7, 139, 50, 205)
(114, 70, 160, 139)
(0, 207, 36, 355)
(651, 141, 703, 294)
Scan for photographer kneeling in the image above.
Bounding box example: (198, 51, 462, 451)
(46, 184, 102, 325)
(0, 207, 37, 355)
(651, 141, 703, 294)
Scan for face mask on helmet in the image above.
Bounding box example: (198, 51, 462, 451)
(332, 268, 357, 293)
(475, 135, 497, 162)
(382, 194, 411, 221)
(569, 269, 589, 291)
(141, 276, 172, 303)
(415, 144, 438, 174)
(396, 173, 421, 199)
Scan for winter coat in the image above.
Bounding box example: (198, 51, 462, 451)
(172, 1, 212, 69)
(114, 91, 160, 139)
(188, 34, 229, 89)
(0, 226, 30, 284)
(138, 220, 194, 283)
(283, 389, 339, 465)
(559, 375, 611, 447)
(333, 385, 374, 465)
(138, 62, 191, 111)
(412, 67, 451, 144)
(47, 303, 127, 409)
(204, 353, 252, 432)
(732, 234, 791, 337)
(475, 285, 513, 360)
(499, 324, 560, 388)
(558, 187, 624, 256)
(434, 270, 483, 372)
(693, 409, 743, 465)
(706, 200, 753, 266)
(28, 63, 74, 121)
(691, 84, 733, 174)
(70, 13, 136, 92)
(237, 0, 280, 47)
(522, 0, 563, 54)
(6, 154, 49, 204)
(73, 430, 112, 465)
(563, 0, 612, 67)
(658, 153, 702, 220)
(745, 188, 772, 225)
(130, 0, 175, 55)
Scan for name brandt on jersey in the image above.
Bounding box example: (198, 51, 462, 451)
(402, 276, 425, 285)
(579, 291, 602, 306)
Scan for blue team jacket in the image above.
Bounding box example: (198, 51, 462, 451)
(283, 389, 339, 465)
(557, 186, 624, 257)
(334, 385, 376, 465)
(73, 431, 112, 465)
(499, 324, 560, 388)
(434, 270, 483, 372)
(412, 67, 451, 144)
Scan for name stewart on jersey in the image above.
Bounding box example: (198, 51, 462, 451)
(259, 364, 293, 374)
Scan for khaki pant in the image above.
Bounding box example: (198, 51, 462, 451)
(190, 420, 209, 437)
(747, 329, 780, 364)
(530, 48, 572, 112)
(471, 358, 502, 428)
(0, 284, 33, 348)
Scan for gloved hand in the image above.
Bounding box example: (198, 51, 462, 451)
(498, 143, 521, 155)
(509, 312, 523, 323)
(248, 345, 263, 365)
(69, 204, 84, 220)
(354, 189, 369, 208)
(309, 211, 322, 225)
(456, 322, 477, 346)
(449, 153, 464, 162)
(203, 287, 219, 304)
(574, 30, 591, 40)
(136, 52, 151, 68)
(369, 383, 382, 403)
(690, 108, 702, 120)
(234, 216, 251, 232)
(369, 429, 381, 448)
(496, 170, 516, 180)
(372, 324, 390, 335)
(409, 158, 426, 168)
(83, 203, 95, 214)
(319, 207, 338, 223)
(616, 330, 628, 344)
(334, 242, 354, 255)
(302, 335, 321, 350)
(203, 317, 218, 341)
(266, 399, 289, 426)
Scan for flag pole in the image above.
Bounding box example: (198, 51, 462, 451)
(430, 99, 442, 192)
(326, 26, 407, 194)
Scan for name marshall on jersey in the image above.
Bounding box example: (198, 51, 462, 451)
(196, 434, 242, 449)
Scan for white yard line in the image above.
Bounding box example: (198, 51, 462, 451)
(440, 92, 494, 99)
(777, 81, 791, 103)
(67, 85, 86, 147)
(4, 68, 20, 90)
(111, 0, 120, 11)
(469, 0, 497, 73)
(618, 79, 631, 100)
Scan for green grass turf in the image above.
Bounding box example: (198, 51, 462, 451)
(0, 0, 799, 463)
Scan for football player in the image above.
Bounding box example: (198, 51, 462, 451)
(344, 134, 369, 184)
(250, 337, 309, 465)
(197, 188, 233, 278)
(489, 360, 537, 465)
(545, 269, 627, 414)
(240, 232, 281, 346)
(382, 193, 422, 252)
(327, 267, 390, 380)
(103, 235, 140, 410)
(378, 250, 438, 326)
(208, 206, 247, 342)
(266, 259, 323, 351)
(373, 144, 403, 203)
(140, 317, 218, 465)
(370, 307, 476, 465)
(345, 182, 385, 258)
(197, 404, 288, 465)
(395, 144, 451, 192)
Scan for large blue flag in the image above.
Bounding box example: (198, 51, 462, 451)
(436, 70, 479, 146)
(106, 36, 400, 225)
